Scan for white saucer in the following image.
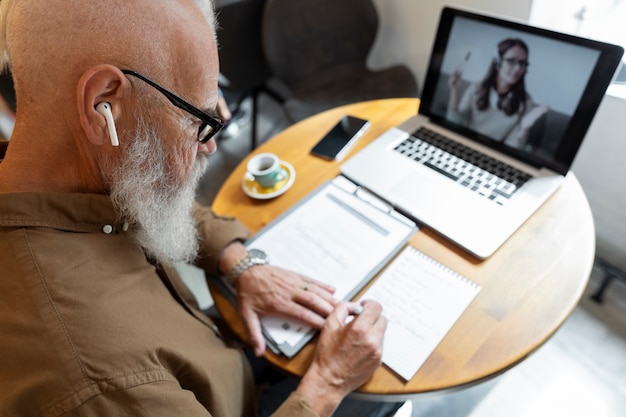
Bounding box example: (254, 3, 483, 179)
(242, 161, 296, 199)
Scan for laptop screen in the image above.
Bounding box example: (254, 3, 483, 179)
(420, 7, 624, 175)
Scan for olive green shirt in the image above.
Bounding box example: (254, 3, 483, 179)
(0, 192, 317, 417)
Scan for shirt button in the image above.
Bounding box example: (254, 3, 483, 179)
(103, 225, 113, 234)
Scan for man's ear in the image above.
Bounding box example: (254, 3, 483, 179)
(77, 64, 127, 146)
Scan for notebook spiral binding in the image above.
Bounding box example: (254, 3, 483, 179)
(407, 246, 480, 290)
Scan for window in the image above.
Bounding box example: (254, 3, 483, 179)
(530, 0, 626, 98)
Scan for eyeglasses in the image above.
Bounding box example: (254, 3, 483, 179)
(121, 69, 224, 143)
(502, 57, 529, 69)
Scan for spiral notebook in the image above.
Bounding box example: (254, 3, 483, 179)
(358, 246, 480, 380)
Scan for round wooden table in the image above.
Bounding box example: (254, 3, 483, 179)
(210, 98, 595, 399)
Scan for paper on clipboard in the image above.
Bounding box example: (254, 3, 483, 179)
(238, 176, 417, 357)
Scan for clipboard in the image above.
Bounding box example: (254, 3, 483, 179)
(221, 175, 418, 357)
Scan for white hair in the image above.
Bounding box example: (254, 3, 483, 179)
(0, 0, 17, 70)
(191, 0, 218, 35)
(102, 115, 209, 265)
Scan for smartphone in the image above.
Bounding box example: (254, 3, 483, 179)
(310, 115, 370, 161)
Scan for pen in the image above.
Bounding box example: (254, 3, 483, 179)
(344, 303, 364, 325)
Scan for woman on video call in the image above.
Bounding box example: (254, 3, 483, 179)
(447, 38, 549, 150)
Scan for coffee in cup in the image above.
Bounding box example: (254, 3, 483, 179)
(247, 152, 287, 188)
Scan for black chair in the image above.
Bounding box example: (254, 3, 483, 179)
(215, 0, 282, 149)
(0, 71, 15, 142)
(0, 139, 8, 159)
(261, 0, 419, 123)
(0, 72, 15, 113)
(591, 256, 626, 304)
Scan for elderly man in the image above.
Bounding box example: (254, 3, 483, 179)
(0, 0, 401, 416)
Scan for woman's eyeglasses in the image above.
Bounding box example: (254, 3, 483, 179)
(502, 58, 529, 69)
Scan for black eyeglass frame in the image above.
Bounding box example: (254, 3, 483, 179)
(121, 69, 224, 143)
(501, 57, 530, 69)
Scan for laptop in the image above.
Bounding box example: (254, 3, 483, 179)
(341, 6, 623, 259)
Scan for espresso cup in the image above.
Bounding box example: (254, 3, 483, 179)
(247, 152, 287, 188)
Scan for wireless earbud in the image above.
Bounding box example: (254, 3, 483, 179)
(96, 102, 119, 147)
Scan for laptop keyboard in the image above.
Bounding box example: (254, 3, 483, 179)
(393, 127, 531, 205)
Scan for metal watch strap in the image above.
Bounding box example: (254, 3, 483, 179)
(226, 249, 268, 285)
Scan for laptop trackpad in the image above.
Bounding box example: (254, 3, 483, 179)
(389, 170, 500, 250)
(390, 169, 462, 215)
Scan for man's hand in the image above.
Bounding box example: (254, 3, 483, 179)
(236, 264, 337, 355)
(219, 241, 337, 356)
(297, 301, 387, 417)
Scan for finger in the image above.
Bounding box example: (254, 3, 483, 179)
(341, 302, 364, 326)
(350, 304, 387, 344)
(302, 276, 336, 294)
(355, 300, 383, 323)
(370, 313, 388, 336)
(367, 314, 388, 352)
(294, 288, 337, 317)
(306, 284, 339, 308)
(347, 301, 364, 316)
(325, 301, 352, 330)
(241, 306, 266, 357)
(273, 302, 327, 330)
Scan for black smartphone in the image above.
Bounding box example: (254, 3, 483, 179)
(310, 115, 370, 161)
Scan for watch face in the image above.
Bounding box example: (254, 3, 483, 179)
(248, 248, 268, 262)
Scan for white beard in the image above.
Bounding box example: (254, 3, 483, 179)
(102, 118, 208, 265)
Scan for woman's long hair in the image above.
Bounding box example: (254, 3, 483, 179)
(475, 38, 529, 116)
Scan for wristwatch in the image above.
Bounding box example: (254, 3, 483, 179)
(226, 248, 269, 285)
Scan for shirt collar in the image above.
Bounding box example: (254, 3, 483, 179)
(0, 192, 130, 234)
